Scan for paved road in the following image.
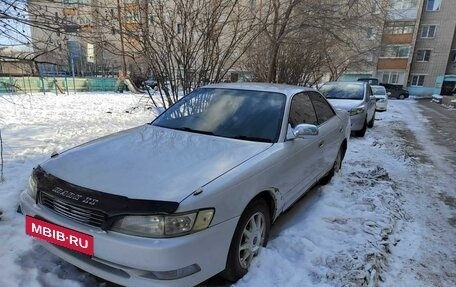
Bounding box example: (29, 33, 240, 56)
(416, 99, 456, 166)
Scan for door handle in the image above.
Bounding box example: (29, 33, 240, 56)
(319, 141, 325, 148)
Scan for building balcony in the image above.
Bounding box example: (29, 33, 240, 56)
(382, 33, 413, 44)
(387, 8, 418, 20)
(124, 4, 140, 12)
(63, 8, 78, 16)
(124, 23, 139, 31)
(377, 59, 408, 70)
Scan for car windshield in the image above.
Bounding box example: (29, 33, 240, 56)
(152, 88, 286, 143)
(371, 86, 387, 96)
(320, 83, 364, 100)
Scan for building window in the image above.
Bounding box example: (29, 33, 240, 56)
(367, 27, 376, 39)
(384, 21, 415, 35)
(371, 0, 381, 14)
(249, 0, 256, 10)
(378, 71, 405, 84)
(411, 75, 425, 86)
(421, 25, 436, 38)
(451, 50, 456, 63)
(416, 50, 431, 62)
(64, 0, 79, 6)
(124, 11, 139, 23)
(111, 27, 116, 35)
(393, 0, 419, 9)
(177, 23, 182, 34)
(426, 0, 441, 11)
(380, 45, 410, 58)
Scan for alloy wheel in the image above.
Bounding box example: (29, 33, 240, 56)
(238, 212, 266, 269)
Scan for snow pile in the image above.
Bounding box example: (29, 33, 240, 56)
(236, 133, 411, 287)
(0, 92, 153, 287)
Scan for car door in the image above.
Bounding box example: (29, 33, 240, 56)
(365, 85, 376, 121)
(309, 92, 341, 178)
(282, 92, 322, 208)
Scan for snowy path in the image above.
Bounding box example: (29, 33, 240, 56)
(0, 94, 454, 287)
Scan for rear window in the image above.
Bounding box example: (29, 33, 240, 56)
(371, 86, 387, 95)
(320, 83, 364, 100)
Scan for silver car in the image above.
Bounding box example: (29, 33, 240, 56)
(320, 82, 376, 137)
(20, 83, 350, 287)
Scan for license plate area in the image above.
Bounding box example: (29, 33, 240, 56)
(26, 216, 94, 256)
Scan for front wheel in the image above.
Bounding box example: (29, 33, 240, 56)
(354, 119, 367, 137)
(398, 94, 405, 100)
(367, 111, 375, 128)
(320, 147, 343, 185)
(221, 198, 271, 282)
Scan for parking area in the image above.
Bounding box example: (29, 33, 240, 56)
(416, 99, 456, 166)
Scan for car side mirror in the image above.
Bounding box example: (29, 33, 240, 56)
(293, 124, 319, 138)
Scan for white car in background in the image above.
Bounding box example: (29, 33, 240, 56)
(319, 82, 376, 137)
(371, 85, 388, 112)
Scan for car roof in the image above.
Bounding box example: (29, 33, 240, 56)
(322, 81, 365, 86)
(371, 85, 386, 89)
(200, 82, 315, 98)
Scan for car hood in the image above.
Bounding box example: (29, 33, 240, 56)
(327, 99, 364, 111)
(41, 125, 272, 202)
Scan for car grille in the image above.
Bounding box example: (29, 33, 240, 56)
(39, 192, 106, 227)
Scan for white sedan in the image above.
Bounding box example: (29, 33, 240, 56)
(21, 83, 350, 287)
(371, 85, 388, 112)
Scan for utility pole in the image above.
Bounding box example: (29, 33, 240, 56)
(117, 0, 127, 75)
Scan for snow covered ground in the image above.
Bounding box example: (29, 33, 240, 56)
(0, 92, 454, 287)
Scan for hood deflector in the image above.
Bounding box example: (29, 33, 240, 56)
(34, 166, 179, 230)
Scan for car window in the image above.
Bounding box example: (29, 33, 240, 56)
(319, 83, 364, 100)
(371, 86, 387, 95)
(366, 85, 372, 98)
(288, 93, 318, 128)
(153, 88, 286, 143)
(309, 92, 335, 124)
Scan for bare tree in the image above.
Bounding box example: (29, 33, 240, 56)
(108, 0, 263, 108)
(245, 0, 385, 83)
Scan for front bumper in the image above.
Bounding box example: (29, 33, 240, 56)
(20, 191, 238, 287)
(376, 101, 387, 111)
(349, 112, 367, 131)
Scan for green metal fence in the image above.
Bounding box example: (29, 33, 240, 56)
(0, 76, 117, 94)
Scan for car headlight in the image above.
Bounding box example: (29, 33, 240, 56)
(111, 209, 214, 238)
(26, 173, 38, 200)
(349, 106, 365, 116)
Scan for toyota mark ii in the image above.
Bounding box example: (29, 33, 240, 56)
(20, 83, 350, 287)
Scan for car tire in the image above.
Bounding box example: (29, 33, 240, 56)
(221, 198, 271, 282)
(398, 94, 405, 100)
(354, 120, 367, 137)
(320, 147, 343, 185)
(367, 111, 375, 128)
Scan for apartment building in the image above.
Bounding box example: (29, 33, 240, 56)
(408, 0, 456, 96)
(28, 0, 255, 80)
(28, 0, 136, 76)
(375, 0, 456, 96)
(376, 0, 422, 88)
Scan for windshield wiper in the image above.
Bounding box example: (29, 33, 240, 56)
(174, 127, 214, 136)
(232, 135, 272, 143)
